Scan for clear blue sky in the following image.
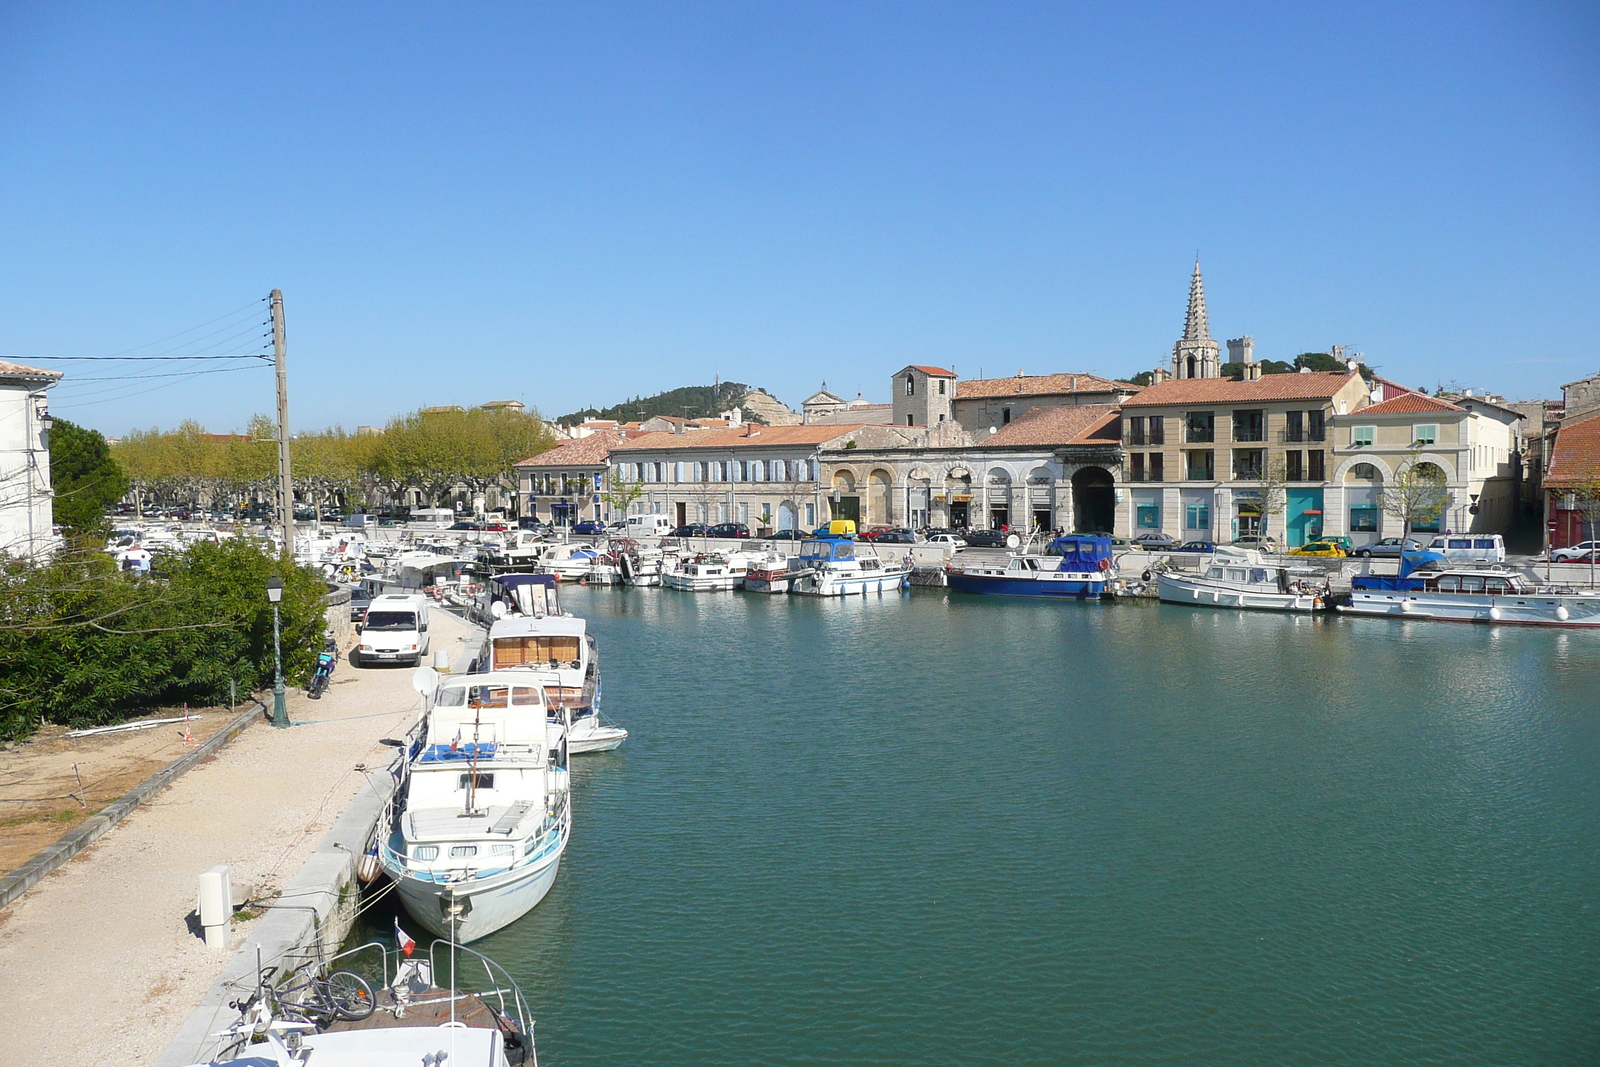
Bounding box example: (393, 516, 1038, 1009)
(2, 2, 1596, 436)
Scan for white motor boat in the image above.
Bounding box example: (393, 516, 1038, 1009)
(538, 542, 600, 582)
(742, 546, 796, 593)
(788, 535, 909, 596)
(1342, 551, 1600, 626)
(472, 573, 628, 754)
(381, 669, 570, 943)
(1156, 548, 1329, 612)
(663, 552, 753, 591)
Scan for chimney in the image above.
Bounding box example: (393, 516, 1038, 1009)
(1069, 375, 1077, 391)
(1151, 367, 1170, 385)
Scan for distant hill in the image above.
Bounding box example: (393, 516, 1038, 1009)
(559, 382, 757, 426)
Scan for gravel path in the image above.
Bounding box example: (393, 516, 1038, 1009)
(0, 608, 483, 1066)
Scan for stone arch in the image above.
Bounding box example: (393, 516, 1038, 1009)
(868, 468, 894, 526)
(1027, 466, 1056, 531)
(985, 467, 1013, 528)
(777, 499, 798, 532)
(830, 469, 860, 525)
(831, 469, 857, 493)
(1336, 453, 1393, 483)
(1070, 466, 1116, 534)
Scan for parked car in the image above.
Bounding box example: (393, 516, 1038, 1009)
(609, 520, 630, 531)
(926, 533, 967, 548)
(706, 522, 751, 539)
(571, 520, 608, 535)
(1551, 540, 1600, 562)
(447, 520, 482, 531)
(1354, 537, 1422, 559)
(670, 523, 709, 538)
(769, 528, 809, 541)
(874, 529, 921, 545)
(1287, 541, 1346, 558)
(858, 525, 895, 542)
(482, 521, 509, 532)
(1175, 541, 1218, 554)
(962, 529, 1012, 548)
(1316, 535, 1354, 552)
(1230, 534, 1279, 552)
(1133, 532, 1180, 550)
(1425, 534, 1507, 563)
(517, 516, 543, 530)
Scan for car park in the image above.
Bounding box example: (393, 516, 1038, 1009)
(1354, 537, 1422, 559)
(1133, 532, 1179, 550)
(962, 529, 1012, 548)
(1550, 540, 1600, 563)
(1287, 541, 1346, 558)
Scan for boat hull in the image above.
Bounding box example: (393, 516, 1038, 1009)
(791, 570, 908, 596)
(743, 569, 792, 593)
(388, 831, 566, 943)
(947, 572, 1107, 599)
(1340, 590, 1600, 626)
(662, 573, 744, 591)
(1157, 573, 1322, 611)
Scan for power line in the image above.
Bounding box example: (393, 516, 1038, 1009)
(55, 363, 269, 383)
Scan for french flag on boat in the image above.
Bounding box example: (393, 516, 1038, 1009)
(395, 920, 416, 958)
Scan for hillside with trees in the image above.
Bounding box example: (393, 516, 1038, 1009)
(558, 382, 758, 426)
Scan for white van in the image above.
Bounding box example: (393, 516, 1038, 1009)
(626, 515, 675, 538)
(1426, 534, 1506, 564)
(357, 593, 432, 667)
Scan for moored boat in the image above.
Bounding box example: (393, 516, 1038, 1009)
(663, 552, 752, 591)
(788, 535, 909, 596)
(381, 669, 570, 943)
(946, 535, 1115, 599)
(742, 546, 796, 593)
(1156, 547, 1329, 612)
(1341, 551, 1600, 626)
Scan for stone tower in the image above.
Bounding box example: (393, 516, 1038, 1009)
(1171, 259, 1221, 379)
(891, 365, 957, 427)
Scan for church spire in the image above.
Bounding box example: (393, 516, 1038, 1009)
(1183, 257, 1211, 341)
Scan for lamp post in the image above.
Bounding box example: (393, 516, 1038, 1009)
(266, 576, 288, 728)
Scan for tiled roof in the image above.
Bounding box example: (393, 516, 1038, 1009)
(984, 404, 1120, 448)
(1546, 410, 1600, 488)
(956, 372, 1132, 399)
(612, 424, 869, 451)
(0, 359, 64, 381)
(905, 365, 956, 377)
(1358, 393, 1463, 415)
(1120, 370, 1361, 407)
(516, 430, 625, 467)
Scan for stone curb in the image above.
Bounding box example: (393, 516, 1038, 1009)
(154, 761, 399, 1067)
(0, 701, 265, 910)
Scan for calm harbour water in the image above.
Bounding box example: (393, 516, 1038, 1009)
(373, 586, 1600, 1064)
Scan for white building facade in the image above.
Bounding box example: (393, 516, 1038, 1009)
(0, 360, 62, 558)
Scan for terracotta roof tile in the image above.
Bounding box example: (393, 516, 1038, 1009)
(906, 365, 956, 376)
(955, 372, 1132, 399)
(1120, 371, 1361, 407)
(0, 359, 64, 381)
(1358, 393, 1463, 415)
(517, 430, 625, 467)
(984, 404, 1120, 447)
(612, 424, 868, 451)
(1547, 410, 1600, 488)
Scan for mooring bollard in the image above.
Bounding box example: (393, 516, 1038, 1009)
(198, 865, 233, 950)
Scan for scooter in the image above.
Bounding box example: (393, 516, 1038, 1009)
(307, 640, 338, 699)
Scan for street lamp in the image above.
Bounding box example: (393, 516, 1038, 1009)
(266, 575, 288, 728)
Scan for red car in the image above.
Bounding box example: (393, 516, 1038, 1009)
(858, 525, 895, 542)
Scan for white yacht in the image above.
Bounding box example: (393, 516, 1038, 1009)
(741, 545, 797, 593)
(1342, 553, 1600, 626)
(473, 573, 628, 754)
(663, 551, 753, 591)
(1156, 548, 1329, 612)
(381, 669, 569, 943)
(788, 535, 909, 596)
(538, 542, 600, 582)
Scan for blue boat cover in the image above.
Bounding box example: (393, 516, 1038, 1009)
(1046, 535, 1114, 569)
(1351, 575, 1425, 591)
(1398, 550, 1446, 577)
(419, 742, 497, 762)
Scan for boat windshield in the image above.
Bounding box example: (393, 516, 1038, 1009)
(363, 611, 417, 631)
(437, 684, 543, 708)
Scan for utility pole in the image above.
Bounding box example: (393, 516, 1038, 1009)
(270, 289, 295, 555)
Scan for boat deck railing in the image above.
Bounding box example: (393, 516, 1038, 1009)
(381, 794, 569, 884)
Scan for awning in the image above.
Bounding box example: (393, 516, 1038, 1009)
(1301, 509, 1324, 515)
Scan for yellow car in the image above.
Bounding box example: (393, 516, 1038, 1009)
(1287, 541, 1346, 558)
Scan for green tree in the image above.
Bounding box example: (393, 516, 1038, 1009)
(48, 419, 128, 539)
(1383, 456, 1450, 539)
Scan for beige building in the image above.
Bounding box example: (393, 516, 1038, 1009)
(516, 431, 624, 525)
(951, 372, 1138, 434)
(1116, 370, 1372, 546)
(1332, 391, 1523, 541)
(609, 424, 871, 532)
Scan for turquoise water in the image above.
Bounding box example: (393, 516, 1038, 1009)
(378, 588, 1600, 1063)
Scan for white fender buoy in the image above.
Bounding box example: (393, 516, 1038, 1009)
(1556, 605, 1570, 622)
(1488, 606, 1502, 621)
